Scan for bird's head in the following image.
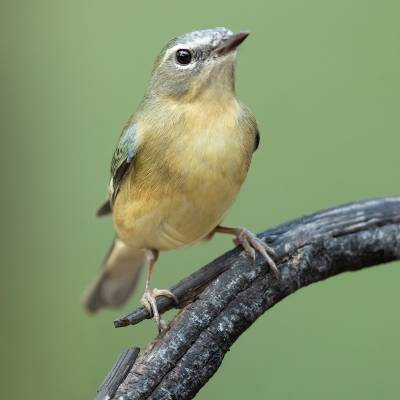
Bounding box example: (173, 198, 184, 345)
(148, 28, 249, 101)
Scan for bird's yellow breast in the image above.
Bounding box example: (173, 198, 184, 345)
(113, 95, 255, 251)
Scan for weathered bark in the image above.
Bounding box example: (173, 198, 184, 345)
(97, 197, 400, 400)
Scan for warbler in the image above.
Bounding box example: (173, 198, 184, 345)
(82, 28, 278, 330)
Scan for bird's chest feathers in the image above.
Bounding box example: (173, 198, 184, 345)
(171, 100, 249, 187)
(136, 97, 252, 211)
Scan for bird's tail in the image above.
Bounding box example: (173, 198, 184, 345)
(82, 239, 146, 313)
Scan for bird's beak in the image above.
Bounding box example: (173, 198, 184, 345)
(215, 32, 250, 56)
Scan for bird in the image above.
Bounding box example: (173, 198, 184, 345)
(82, 28, 278, 331)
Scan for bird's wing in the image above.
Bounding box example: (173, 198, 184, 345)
(110, 123, 139, 201)
(254, 128, 260, 152)
(96, 123, 139, 217)
(238, 102, 260, 153)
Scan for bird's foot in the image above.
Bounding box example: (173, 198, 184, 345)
(233, 228, 280, 280)
(140, 288, 178, 332)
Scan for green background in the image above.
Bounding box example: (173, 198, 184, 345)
(1, 0, 399, 399)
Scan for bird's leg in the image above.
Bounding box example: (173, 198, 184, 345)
(214, 225, 280, 280)
(140, 249, 178, 332)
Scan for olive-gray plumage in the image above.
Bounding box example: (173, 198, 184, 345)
(84, 28, 277, 330)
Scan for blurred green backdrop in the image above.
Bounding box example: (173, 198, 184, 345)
(1, 0, 399, 399)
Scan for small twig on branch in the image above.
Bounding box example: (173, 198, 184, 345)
(99, 197, 400, 400)
(96, 348, 139, 400)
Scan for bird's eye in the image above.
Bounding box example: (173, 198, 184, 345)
(175, 49, 192, 65)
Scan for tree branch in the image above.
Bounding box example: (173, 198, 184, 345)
(99, 197, 400, 400)
(96, 348, 139, 400)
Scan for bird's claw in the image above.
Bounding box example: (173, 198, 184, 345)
(152, 288, 179, 305)
(140, 288, 178, 332)
(234, 228, 280, 280)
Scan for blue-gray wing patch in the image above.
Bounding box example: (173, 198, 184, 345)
(109, 124, 139, 203)
(96, 124, 139, 217)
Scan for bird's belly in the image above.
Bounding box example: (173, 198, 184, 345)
(162, 178, 240, 248)
(114, 163, 244, 252)
(113, 113, 252, 251)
